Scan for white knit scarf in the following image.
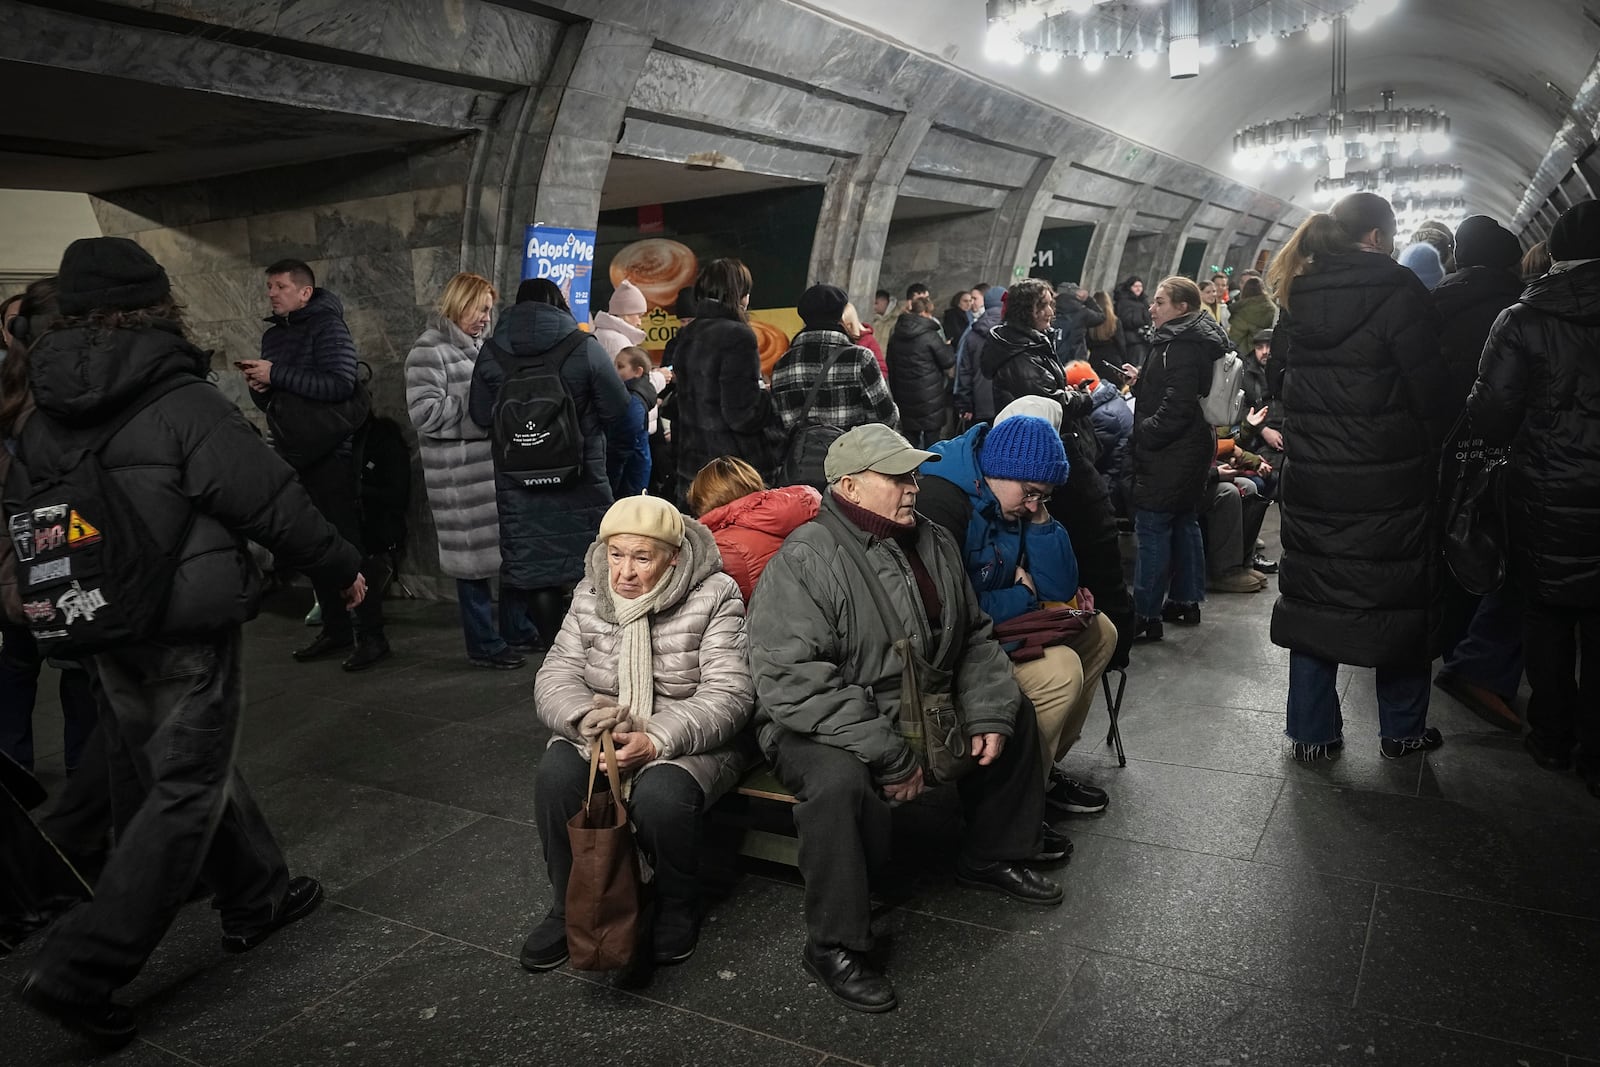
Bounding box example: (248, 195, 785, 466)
(612, 573, 672, 743)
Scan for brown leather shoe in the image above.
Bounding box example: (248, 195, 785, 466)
(1433, 672, 1521, 733)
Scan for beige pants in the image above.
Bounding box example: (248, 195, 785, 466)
(1012, 613, 1119, 781)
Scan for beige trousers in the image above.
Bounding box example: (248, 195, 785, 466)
(1012, 613, 1119, 781)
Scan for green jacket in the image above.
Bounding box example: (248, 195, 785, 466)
(1226, 293, 1278, 351)
(747, 493, 1021, 784)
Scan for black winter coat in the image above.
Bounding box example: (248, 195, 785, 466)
(1267, 252, 1455, 666)
(1433, 265, 1524, 410)
(1051, 293, 1107, 364)
(664, 301, 780, 501)
(469, 302, 629, 589)
(980, 323, 1066, 413)
(1113, 280, 1152, 367)
(886, 314, 955, 434)
(1468, 262, 1600, 608)
(257, 288, 359, 403)
(1130, 312, 1227, 512)
(18, 321, 360, 638)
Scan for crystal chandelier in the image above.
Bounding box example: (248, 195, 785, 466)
(983, 0, 1399, 78)
(1392, 197, 1469, 233)
(1313, 164, 1464, 204)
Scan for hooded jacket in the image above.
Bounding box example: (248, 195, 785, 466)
(700, 484, 820, 600)
(16, 321, 360, 637)
(534, 518, 754, 801)
(1468, 261, 1600, 607)
(954, 293, 1004, 421)
(1051, 290, 1107, 364)
(747, 492, 1020, 784)
(1225, 293, 1277, 351)
(1113, 278, 1153, 367)
(916, 423, 1080, 625)
(607, 374, 658, 498)
(981, 322, 1067, 415)
(591, 310, 646, 360)
(469, 301, 629, 588)
(258, 288, 358, 403)
(886, 313, 955, 434)
(1131, 310, 1229, 512)
(1267, 251, 1455, 666)
(1087, 380, 1133, 471)
(1432, 265, 1524, 409)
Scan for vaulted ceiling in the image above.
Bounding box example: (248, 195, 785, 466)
(798, 0, 1600, 224)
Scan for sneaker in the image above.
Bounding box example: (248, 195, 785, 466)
(1290, 738, 1344, 763)
(1380, 727, 1444, 759)
(221, 876, 323, 953)
(1251, 555, 1279, 574)
(520, 911, 568, 972)
(1160, 602, 1201, 626)
(1045, 769, 1109, 813)
(1030, 821, 1074, 865)
(468, 648, 526, 671)
(13, 976, 137, 1048)
(1134, 617, 1165, 641)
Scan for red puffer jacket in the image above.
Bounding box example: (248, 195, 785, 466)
(700, 485, 821, 600)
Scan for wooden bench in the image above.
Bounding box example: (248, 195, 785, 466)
(714, 765, 800, 868)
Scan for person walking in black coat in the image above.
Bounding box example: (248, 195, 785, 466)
(11, 239, 366, 1045)
(1468, 200, 1600, 795)
(1429, 214, 1528, 732)
(663, 258, 780, 503)
(1265, 192, 1456, 762)
(1113, 276, 1153, 368)
(1125, 277, 1228, 638)
(469, 279, 630, 649)
(887, 296, 955, 447)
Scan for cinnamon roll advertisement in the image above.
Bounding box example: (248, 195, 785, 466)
(593, 185, 823, 368)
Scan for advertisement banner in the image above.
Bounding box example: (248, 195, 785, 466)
(522, 224, 598, 325)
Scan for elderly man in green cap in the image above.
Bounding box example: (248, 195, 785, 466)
(747, 423, 1062, 1015)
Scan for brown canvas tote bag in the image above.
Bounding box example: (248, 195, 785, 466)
(564, 730, 644, 971)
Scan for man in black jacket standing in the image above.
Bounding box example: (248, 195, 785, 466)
(243, 259, 388, 671)
(11, 238, 367, 1046)
(1051, 282, 1106, 365)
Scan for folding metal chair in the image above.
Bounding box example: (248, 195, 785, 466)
(1102, 668, 1127, 767)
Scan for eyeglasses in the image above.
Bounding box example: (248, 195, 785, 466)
(1021, 487, 1052, 505)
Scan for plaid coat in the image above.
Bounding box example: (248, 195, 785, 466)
(769, 329, 899, 434)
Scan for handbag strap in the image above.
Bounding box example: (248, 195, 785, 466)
(784, 340, 857, 457)
(584, 730, 627, 804)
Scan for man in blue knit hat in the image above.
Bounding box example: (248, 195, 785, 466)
(918, 408, 1117, 819)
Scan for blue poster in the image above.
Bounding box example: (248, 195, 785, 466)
(522, 224, 597, 325)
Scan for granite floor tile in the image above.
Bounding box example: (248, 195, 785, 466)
(236, 692, 453, 776)
(253, 773, 482, 892)
(330, 722, 542, 823)
(1081, 701, 1422, 797)
(1421, 731, 1600, 821)
(317, 653, 537, 723)
(1133, 658, 1291, 714)
(1052, 755, 1284, 859)
(1253, 780, 1600, 919)
(227, 935, 825, 1067)
(900, 834, 1372, 999)
(641, 876, 1085, 1067)
(1358, 885, 1600, 1057)
(1, 902, 427, 1066)
(1021, 952, 1565, 1066)
(339, 816, 546, 957)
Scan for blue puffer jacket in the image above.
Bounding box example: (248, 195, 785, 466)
(1087, 380, 1133, 469)
(917, 423, 1079, 625)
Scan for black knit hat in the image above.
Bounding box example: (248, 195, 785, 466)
(1453, 215, 1522, 270)
(56, 237, 170, 315)
(797, 283, 849, 330)
(1547, 201, 1600, 262)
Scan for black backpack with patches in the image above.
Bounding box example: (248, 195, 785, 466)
(488, 328, 589, 488)
(10, 376, 201, 656)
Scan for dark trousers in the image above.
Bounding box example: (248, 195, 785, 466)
(298, 450, 385, 640)
(770, 708, 1045, 952)
(455, 579, 531, 660)
(29, 626, 290, 1000)
(1443, 590, 1525, 700)
(0, 624, 99, 773)
(534, 741, 705, 931)
(1521, 603, 1600, 771)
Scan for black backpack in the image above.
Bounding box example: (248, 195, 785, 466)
(780, 342, 854, 490)
(489, 328, 589, 488)
(10, 376, 203, 657)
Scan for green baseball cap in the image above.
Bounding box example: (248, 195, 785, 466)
(823, 423, 939, 483)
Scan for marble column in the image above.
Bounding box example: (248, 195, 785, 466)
(1081, 195, 1145, 292)
(809, 113, 934, 301)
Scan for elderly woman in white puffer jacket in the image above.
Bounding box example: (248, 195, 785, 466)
(521, 495, 754, 979)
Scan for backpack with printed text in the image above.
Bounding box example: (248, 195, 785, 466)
(489, 328, 589, 488)
(9, 376, 201, 656)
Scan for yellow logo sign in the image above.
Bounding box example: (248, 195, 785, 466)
(67, 511, 101, 546)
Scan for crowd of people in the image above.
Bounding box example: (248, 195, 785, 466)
(2, 188, 1598, 1042)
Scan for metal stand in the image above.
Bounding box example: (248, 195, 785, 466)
(1102, 668, 1127, 767)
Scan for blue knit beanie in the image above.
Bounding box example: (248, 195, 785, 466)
(979, 415, 1070, 484)
(1398, 242, 1444, 290)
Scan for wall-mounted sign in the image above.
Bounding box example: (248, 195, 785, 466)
(522, 224, 597, 325)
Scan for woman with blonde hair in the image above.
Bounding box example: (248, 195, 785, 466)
(406, 271, 526, 669)
(687, 456, 820, 600)
(1084, 290, 1125, 384)
(1265, 192, 1456, 762)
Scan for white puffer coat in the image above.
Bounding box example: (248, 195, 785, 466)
(533, 518, 755, 800)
